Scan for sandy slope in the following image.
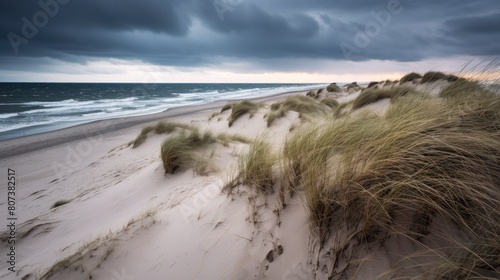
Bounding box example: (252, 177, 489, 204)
(0, 81, 454, 280)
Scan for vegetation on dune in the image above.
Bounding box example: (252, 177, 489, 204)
(266, 95, 331, 126)
(160, 128, 216, 174)
(445, 74, 461, 82)
(51, 199, 71, 209)
(439, 78, 493, 99)
(216, 133, 252, 147)
(352, 86, 418, 109)
(131, 121, 192, 148)
(221, 104, 234, 113)
(327, 83, 342, 92)
(345, 82, 362, 92)
(320, 98, 339, 108)
(420, 71, 447, 83)
(223, 138, 276, 194)
(227, 100, 261, 127)
(400, 72, 422, 83)
(367, 81, 379, 88)
(280, 90, 500, 278)
(306, 90, 316, 98)
(333, 102, 351, 118)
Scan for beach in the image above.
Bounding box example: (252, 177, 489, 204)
(1, 75, 499, 280)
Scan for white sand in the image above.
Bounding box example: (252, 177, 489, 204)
(0, 90, 313, 280)
(0, 81, 453, 280)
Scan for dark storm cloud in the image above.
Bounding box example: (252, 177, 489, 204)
(0, 0, 499, 72)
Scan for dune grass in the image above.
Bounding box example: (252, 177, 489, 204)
(216, 133, 252, 147)
(420, 71, 447, 83)
(352, 86, 418, 109)
(306, 90, 316, 97)
(367, 81, 379, 88)
(131, 121, 192, 148)
(280, 91, 500, 278)
(333, 102, 351, 117)
(160, 129, 216, 174)
(345, 82, 362, 92)
(439, 78, 493, 99)
(227, 100, 261, 127)
(223, 138, 276, 194)
(400, 72, 422, 83)
(320, 98, 339, 108)
(51, 199, 71, 209)
(327, 83, 342, 92)
(221, 104, 233, 113)
(266, 95, 331, 126)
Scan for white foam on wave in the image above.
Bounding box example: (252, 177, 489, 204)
(0, 84, 325, 134)
(0, 113, 18, 119)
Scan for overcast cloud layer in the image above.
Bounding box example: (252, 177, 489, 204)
(0, 0, 499, 81)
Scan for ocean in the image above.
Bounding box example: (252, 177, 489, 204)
(0, 83, 326, 140)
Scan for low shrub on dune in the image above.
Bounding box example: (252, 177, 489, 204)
(227, 100, 261, 127)
(220, 104, 234, 113)
(445, 74, 461, 82)
(51, 199, 71, 209)
(320, 98, 339, 108)
(420, 71, 447, 83)
(216, 133, 251, 147)
(352, 86, 418, 109)
(223, 138, 276, 194)
(327, 83, 342, 92)
(400, 72, 422, 83)
(345, 82, 362, 92)
(161, 129, 216, 174)
(439, 78, 493, 99)
(266, 95, 331, 126)
(131, 121, 192, 148)
(306, 90, 316, 98)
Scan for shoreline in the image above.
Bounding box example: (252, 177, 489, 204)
(0, 88, 316, 159)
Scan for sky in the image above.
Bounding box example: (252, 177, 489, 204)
(0, 0, 499, 83)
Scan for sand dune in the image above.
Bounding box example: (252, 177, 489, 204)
(1, 75, 499, 280)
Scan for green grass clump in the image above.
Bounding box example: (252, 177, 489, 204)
(216, 133, 252, 147)
(352, 86, 417, 109)
(281, 91, 500, 278)
(51, 199, 71, 209)
(327, 83, 342, 92)
(367, 81, 379, 88)
(306, 90, 316, 97)
(445, 74, 461, 82)
(439, 78, 493, 99)
(161, 129, 216, 174)
(227, 100, 260, 127)
(131, 121, 191, 148)
(221, 104, 234, 113)
(400, 72, 422, 83)
(420, 71, 447, 83)
(333, 102, 351, 117)
(266, 108, 287, 127)
(266, 95, 330, 126)
(320, 98, 339, 108)
(224, 139, 276, 194)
